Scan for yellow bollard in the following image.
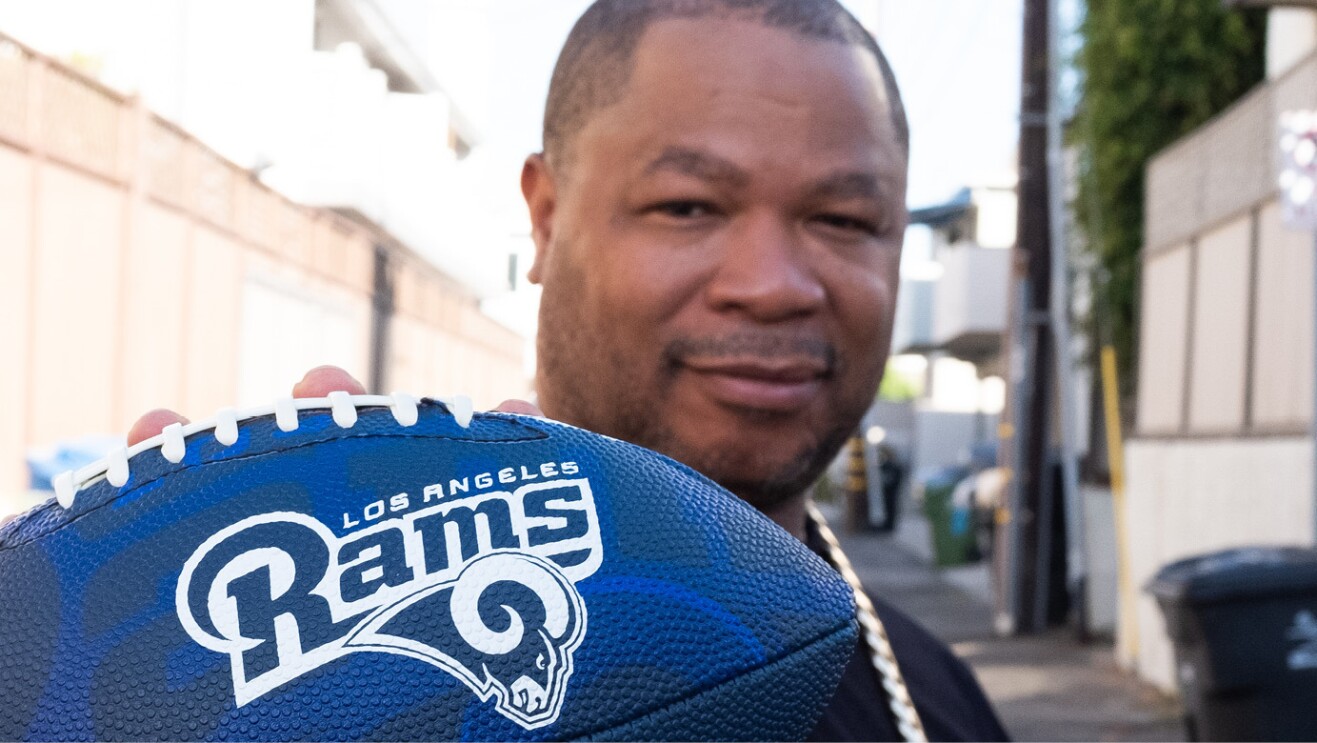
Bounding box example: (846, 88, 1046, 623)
(1102, 345, 1139, 661)
(844, 434, 868, 531)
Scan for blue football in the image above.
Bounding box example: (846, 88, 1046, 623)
(0, 394, 857, 741)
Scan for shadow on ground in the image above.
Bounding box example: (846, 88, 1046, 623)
(823, 505, 1184, 742)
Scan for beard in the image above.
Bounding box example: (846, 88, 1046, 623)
(617, 332, 859, 511)
(616, 406, 859, 512)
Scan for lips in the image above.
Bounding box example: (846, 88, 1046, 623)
(679, 356, 828, 413)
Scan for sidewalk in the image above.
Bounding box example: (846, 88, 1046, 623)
(822, 505, 1184, 742)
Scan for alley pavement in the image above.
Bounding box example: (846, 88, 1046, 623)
(821, 504, 1185, 742)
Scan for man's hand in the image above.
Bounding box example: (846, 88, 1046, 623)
(126, 366, 543, 446)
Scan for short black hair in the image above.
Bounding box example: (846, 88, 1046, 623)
(543, 0, 909, 166)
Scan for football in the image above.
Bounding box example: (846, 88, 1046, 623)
(0, 394, 858, 741)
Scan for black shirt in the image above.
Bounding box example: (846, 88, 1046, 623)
(807, 533, 1010, 742)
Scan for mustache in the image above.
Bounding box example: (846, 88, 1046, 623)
(665, 333, 837, 371)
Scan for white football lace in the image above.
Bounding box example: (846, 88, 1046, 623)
(807, 502, 928, 743)
(51, 394, 474, 510)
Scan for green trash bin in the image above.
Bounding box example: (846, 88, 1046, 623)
(919, 466, 976, 567)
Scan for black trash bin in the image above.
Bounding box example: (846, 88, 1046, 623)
(1147, 546, 1317, 741)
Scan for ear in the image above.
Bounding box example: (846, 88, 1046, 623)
(521, 154, 557, 285)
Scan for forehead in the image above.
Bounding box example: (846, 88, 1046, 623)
(573, 17, 906, 179)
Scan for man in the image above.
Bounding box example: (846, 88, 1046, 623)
(130, 1, 1007, 739)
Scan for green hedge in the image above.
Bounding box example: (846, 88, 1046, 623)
(1075, 0, 1266, 401)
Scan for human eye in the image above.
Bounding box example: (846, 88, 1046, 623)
(648, 200, 718, 221)
(811, 212, 881, 237)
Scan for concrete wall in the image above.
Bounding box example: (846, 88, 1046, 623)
(1144, 48, 1317, 255)
(1136, 244, 1191, 435)
(0, 36, 525, 515)
(1254, 201, 1314, 431)
(1128, 38, 1317, 691)
(1187, 218, 1251, 433)
(1123, 438, 1313, 691)
(1268, 8, 1317, 81)
(386, 260, 526, 408)
(1138, 202, 1313, 437)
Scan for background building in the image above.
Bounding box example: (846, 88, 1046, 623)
(0, 2, 528, 517)
(1124, 4, 1317, 691)
(885, 183, 1015, 486)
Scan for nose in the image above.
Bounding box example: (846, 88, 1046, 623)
(704, 213, 826, 322)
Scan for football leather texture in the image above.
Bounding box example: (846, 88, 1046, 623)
(0, 396, 857, 741)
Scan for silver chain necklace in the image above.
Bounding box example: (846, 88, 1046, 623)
(807, 502, 928, 743)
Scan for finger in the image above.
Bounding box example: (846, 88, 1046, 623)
(127, 409, 190, 447)
(493, 399, 544, 417)
(292, 366, 367, 399)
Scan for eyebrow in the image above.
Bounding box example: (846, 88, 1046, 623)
(642, 147, 895, 203)
(642, 147, 751, 188)
(808, 172, 886, 201)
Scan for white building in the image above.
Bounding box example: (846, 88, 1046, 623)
(0, 0, 522, 299)
(0, 2, 531, 516)
(896, 183, 1014, 409)
(881, 183, 1013, 491)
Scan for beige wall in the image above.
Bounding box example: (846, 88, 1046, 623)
(1267, 9, 1317, 80)
(1254, 201, 1314, 431)
(1187, 217, 1252, 433)
(0, 145, 32, 510)
(1123, 437, 1314, 691)
(1137, 245, 1191, 434)
(386, 257, 525, 406)
(1136, 33, 1317, 436)
(0, 37, 525, 512)
(1129, 40, 1317, 693)
(27, 166, 127, 442)
(1137, 208, 1313, 439)
(1144, 59, 1293, 254)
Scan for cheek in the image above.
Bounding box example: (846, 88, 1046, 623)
(823, 255, 899, 371)
(831, 251, 898, 323)
(592, 239, 711, 337)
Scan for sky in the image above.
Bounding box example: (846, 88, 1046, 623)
(436, 0, 1024, 223)
(872, 0, 1023, 206)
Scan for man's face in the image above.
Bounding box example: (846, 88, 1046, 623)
(525, 18, 908, 513)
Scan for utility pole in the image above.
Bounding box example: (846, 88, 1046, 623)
(1006, 0, 1053, 634)
(1046, 0, 1089, 639)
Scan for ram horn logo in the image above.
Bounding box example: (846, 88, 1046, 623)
(175, 478, 603, 731)
(347, 552, 586, 728)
